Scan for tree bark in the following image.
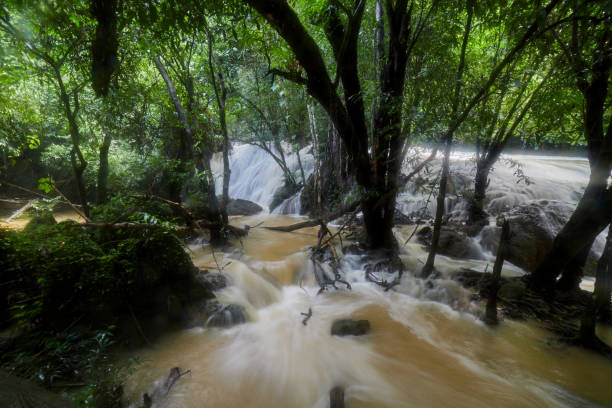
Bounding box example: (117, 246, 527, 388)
(593, 228, 611, 320)
(153, 55, 195, 164)
(207, 28, 230, 226)
(485, 219, 510, 325)
(53, 66, 89, 216)
(96, 132, 112, 204)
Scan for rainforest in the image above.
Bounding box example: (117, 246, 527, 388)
(0, 0, 611, 407)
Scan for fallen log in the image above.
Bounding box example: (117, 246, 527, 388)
(262, 201, 359, 233)
(263, 219, 322, 232)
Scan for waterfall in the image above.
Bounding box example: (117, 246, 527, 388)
(211, 143, 313, 214)
(213, 144, 606, 257)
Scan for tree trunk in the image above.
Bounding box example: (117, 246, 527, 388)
(422, 2, 473, 275)
(593, 227, 611, 320)
(53, 66, 88, 216)
(556, 236, 595, 292)
(469, 159, 490, 223)
(96, 132, 112, 204)
(207, 30, 231, 226)
(485, 219, 510, 325)
(307, 104, 321, 214)
(530, 184, 611, 290)
(153, 56, 195, 164)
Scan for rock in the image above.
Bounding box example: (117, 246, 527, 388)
(206, 304, 248, 327)
(198, 271, 227, 293)
(416, 225, 485, 260)
(269, 181, 300, 213)
(226, 199, 263, 216)
(498, 281, 526, 301)
(393, 209, 411, 225)
(331, 319, 370, 336)
(477, 200, 603, 274)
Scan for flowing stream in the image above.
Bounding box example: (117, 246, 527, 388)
(121, 146, 612, 407)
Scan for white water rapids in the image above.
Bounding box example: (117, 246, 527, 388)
(122, 145, 612, 407)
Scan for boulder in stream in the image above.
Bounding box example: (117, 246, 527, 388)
(479, 200, 599, 275)
(206, 304, 248, 327)
(227, 198, 263, 216)
(416, 225, 485, 260)
(331, 319, 370, 336)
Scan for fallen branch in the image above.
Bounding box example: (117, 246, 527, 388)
(399, 145, 439, 185)
(263, 219, 321, 232)
(5, 200, 35, 222)
(52, 185, 90, 222)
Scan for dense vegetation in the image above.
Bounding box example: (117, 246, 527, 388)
(0, 0, 610, 406)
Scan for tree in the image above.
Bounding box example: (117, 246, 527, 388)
(1, 1, 94, 215)
(530, 2, 612, 292)
(243, 0, 438, 249)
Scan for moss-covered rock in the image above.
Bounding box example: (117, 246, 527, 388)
(22, 213, 57, 234)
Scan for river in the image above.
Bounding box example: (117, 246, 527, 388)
(117, 146, 612, 407)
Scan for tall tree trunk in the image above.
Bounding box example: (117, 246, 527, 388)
(207, 28, 231, 227)
(470, 159, 490, 223)
(153, 56, 195, 164)
(53, 66, 88, 216)
(96, 132, 112, 204)
(307, 104, 321, 214)
(422, 1, 473, 275)
(296, 146, 306, 186)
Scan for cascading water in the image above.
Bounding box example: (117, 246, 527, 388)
(211, 143, 313, 214)
(123, 215, 612, 408)
(122, 148, 612, 408)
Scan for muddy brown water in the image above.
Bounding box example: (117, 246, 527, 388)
(120, 215, 612, 408)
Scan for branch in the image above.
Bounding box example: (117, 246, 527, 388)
(266, 68, 307, 85)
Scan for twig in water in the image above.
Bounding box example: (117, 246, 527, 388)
(301, 307, 313, 326)
(128, 304, 151, 346)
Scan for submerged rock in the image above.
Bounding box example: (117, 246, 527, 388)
(206, 304, 248, 327)
(416, 225, 484, 260)
(331, 319, 370, 336)
(227, 198, 263, 216)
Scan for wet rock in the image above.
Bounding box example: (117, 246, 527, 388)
(331, 319, 370, 336)
(227, 198, 263, 216)
(393, 209, 412, 225)
(206, 304, 248, 327)
(416, 225, 485, 260)
(198, 271, 227, 293)
(498, 281, 526, 301)
(269, 181, 300, 213)
(478, 200, 601, 275)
